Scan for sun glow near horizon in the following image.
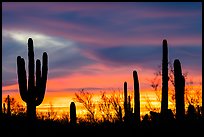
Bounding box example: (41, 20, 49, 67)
(2, 82, 202, 120)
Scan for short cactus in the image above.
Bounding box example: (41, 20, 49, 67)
(70, 102, 76, 125)
(6, 95, 11, 116)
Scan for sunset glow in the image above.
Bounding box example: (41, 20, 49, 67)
(2, 83, 202, 119)
(2, 2, 202, 120)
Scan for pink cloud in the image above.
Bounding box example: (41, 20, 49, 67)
(3, 22, 201, 48)
(2, 2, 126, 13)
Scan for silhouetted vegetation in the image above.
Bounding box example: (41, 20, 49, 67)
(161, 39, 168, 118)
(17, 38, 48, 120)
(6, 95, 11, 116)
(70, 102, 76, 126)
(3, 95, 25, 116)
(174, 59, 185, 122)
(2, 38, 203, 136)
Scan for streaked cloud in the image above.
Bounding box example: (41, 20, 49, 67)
(2, 2, 202, 92)
(2, 29, 96, 86)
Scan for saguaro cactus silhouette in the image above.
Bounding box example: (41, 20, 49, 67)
(174, 59, 185, 121)
(133, 70, 140, 125)
(6, 95, 11, 116)
(127, 95, 132, 115)
(161, 39, 168, 116)
(70, 102, 76, 126)
(17, 38, 48, 120)
(124, 81, 128, 122)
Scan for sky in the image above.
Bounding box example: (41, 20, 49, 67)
(2, 2, 202, 111)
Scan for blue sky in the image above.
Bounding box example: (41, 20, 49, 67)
(2, 2, 202, 93)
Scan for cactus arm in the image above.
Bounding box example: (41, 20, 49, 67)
(36, 52, 48, 106)
(28, 38, 35, 95)
(36, 59, 41, 88)
(35, 59, 41, 106)
(17, 56, 28, 102)
(128, 95, 131, 113)
(42, 52, 48, 92)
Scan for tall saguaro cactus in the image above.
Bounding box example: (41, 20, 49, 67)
(70, 102, 76, 126)
(161, 39, 168, 116)
(174, 59, 185, 121)
(17, 38, 48, 120)
(133, 70, 140, 125)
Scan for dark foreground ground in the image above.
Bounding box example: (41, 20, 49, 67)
(1, 114, 204, 137)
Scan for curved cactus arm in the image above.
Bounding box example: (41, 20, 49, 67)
(36, 52, 48, 106)
(36, 59, 41, 88)
(17, 56, 28, 102)
(35, 59, 41, 105)
(42, 52, 48, 92)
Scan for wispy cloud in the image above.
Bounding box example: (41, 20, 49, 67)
(2, 2, 202, 91)
(2, 29, 96, 86)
